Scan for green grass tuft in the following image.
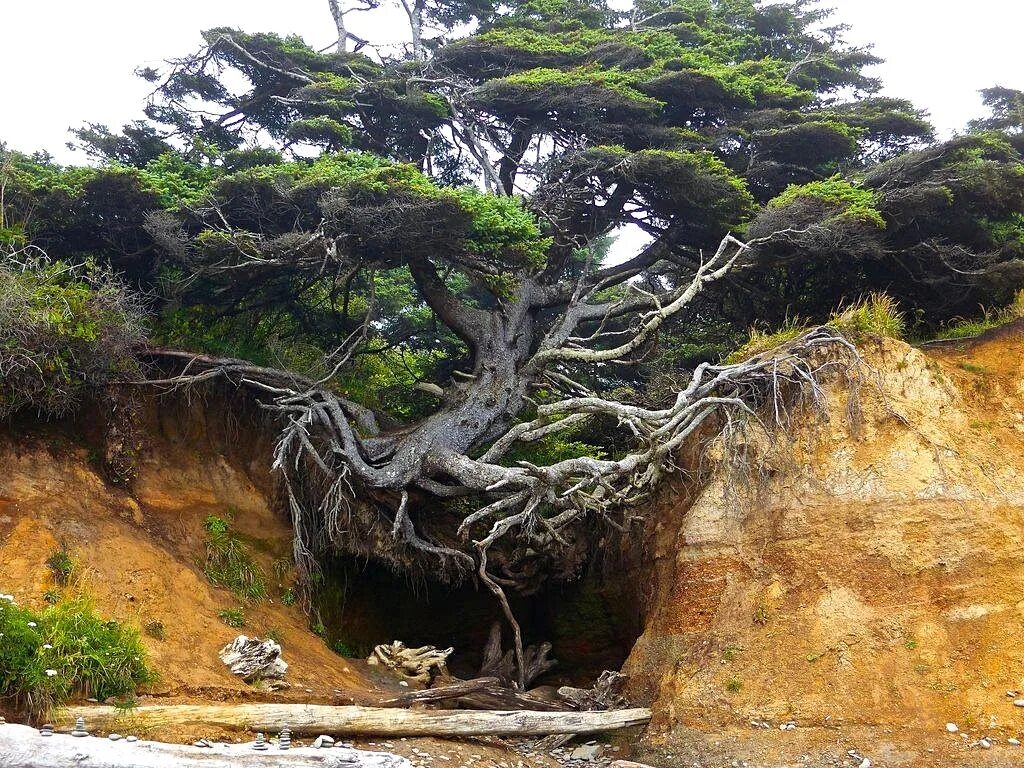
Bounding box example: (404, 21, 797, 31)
(829, 293, 905, 342)
(725, 318, 807, 363)
(0, 596, 155, 719)
(203, 515, 267, 601)
(933, 289, 1024, 340)
(217, 608, 246, 628)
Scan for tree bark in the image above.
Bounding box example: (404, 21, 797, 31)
(62, 704, 651, 737)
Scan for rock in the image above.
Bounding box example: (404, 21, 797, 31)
(39, 725, 54, 737)
(569, 744, 605, 760)
(313, 735, 336, 748)
(70, 717, 89, 737)
(946, 723, 959, 733)
(252, 732, 269, 751)
(278, 726, 292, 750)
(610, 761, 657, 768)
(108, 734, 122, 741)
(1008, 737, 1021, 746)
(1015, 699, 1024, 707)
(859, 760, 872, 768)
(125, 736, 138, 742)
(192, 739, 212, 748)
(219, 636, 288, 683)
(979, 738, 992, 749)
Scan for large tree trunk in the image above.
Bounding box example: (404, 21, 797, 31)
(63, 704, 651, 737)
(0, 723, 409, 768)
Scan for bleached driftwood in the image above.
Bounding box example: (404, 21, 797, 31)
(219, 636, 288, 682)
(367, 641, 452, 684)
(378, 677, 566, 712)
(0, 723, 410, 768)
(478, 621, 558, 688)
(63, 703, 652, 737)
(557, 670, 629, 711)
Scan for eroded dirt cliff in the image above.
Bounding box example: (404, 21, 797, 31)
(626, 322, 1024, 766)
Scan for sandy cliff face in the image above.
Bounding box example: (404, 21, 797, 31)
(0, 394, 377, 703)
(625, 323, 1024, 764)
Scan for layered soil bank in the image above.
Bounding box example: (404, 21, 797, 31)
(626, 323, 1024, 765)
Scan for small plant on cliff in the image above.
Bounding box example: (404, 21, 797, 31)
(830, 293, 905, 342)
(217, 607, 246, 628)
(202, 515, 267, 601)
(45, 549, 76, 586)
(144, 620, 166, 641)
(0, 596, 154, 719)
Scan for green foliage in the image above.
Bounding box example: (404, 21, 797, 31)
(45, 549, 76, 586)
(0, 255, 144, 419)
(725, 318, 807, 363)
(216, 608, 246, 628)
(202, 515, 267, 601)
(830, 293, 905, 342)
(332, 640, 357, 657)
(933, 289, 1024, 340)
(771, 176, 886, 228)
(280, 588, 297, 607)
(498, 419, 608, 466)
(0, 596, 154, 718)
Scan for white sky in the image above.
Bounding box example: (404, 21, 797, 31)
(0, 0, 1021, 162)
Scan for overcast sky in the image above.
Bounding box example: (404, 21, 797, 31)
(1, 1, 1021, 162)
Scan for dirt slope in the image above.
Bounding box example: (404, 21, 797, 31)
(0, 408, 378, 704)
(625, 322, 1024, 766)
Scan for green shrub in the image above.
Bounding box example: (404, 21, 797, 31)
(143, 621, 166, 641)
(45, 549, 75, 586)
(0, 255, 145, 419)
(280, 588, 297, 607)
(217, 608, 246, 628)
(202, 515, 267, 601)
(0, 596, 154, 718)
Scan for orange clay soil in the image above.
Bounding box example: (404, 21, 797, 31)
(624, 320, 1024, 767)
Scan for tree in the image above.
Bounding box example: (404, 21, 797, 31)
(7, 1, 1019, 686)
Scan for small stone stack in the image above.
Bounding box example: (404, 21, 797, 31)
(278, 726, 292, 750)
(253, 732, 269, 750)
(39, 724, 54, 737)
(70, 717, 88, 737)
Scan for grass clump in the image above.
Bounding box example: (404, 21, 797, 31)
(830, 293, 905, 342)
(0, 596, 154, 718)
(217, 608, 246, 628)
(45, 549, 76, 586)
(934, 288, 1024, 340)
(143, 621, 166, 641)
(203, 515, 267, 601)
(725, 318, 807, 363)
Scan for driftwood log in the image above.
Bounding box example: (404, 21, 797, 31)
(557, 670, 629, 711)
(367, 641, 452, 685)
(478, 621, 558, 688)
(0, 723, 410, 768)
(63, 703, 652, 737)
(379, 677, 566, 712)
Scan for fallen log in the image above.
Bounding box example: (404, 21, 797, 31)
(0, 722, 410, 768)
(378, 677, 501, 707)
(63, 703, 652, 737)
(379, 676, 568, 712)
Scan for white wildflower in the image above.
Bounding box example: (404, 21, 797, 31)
(27, 622, 37, 627)
(45, 669, 58, 677)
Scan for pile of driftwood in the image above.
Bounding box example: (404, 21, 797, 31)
(63, 630, 646, 740)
